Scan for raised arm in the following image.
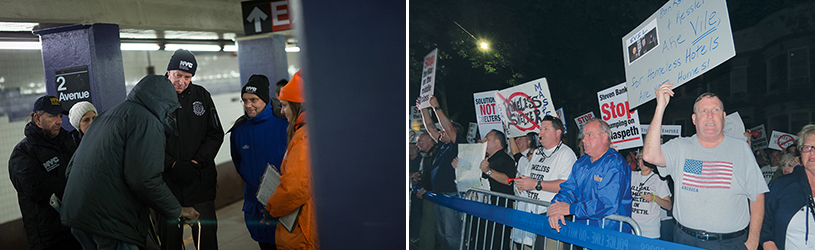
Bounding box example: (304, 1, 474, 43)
(429, 96, 456, 142)
(417, 97, 440, 143)
(643, 82, 673, 167)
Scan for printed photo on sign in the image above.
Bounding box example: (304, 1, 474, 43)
(627, 19, 659, 64)
(494, 77, 556, 137)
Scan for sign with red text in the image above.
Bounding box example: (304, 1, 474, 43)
(242, 0, 293, 35)
(494, 77, 557, 138)
(624, 0, 736, 109)
(597, 82, 643, 150)
(750, 124, 768, 150)
(769, 130, 797, 151)
(417, 48, 438, 109)
(574, 111, 596, 133)
(472, 90, 503, 139)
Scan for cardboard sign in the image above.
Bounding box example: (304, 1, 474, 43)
(574, 111, 596, 132)
(624, 0, 737, 108)
(597, 82, 643, 150)
(472, 90, 504, 139)
(417, 48, 438, 109)
(724, 112, 747, 141)
(769, 130, 797, 151)
(494, 77, 557, 137)
(750, 124, 768, 150)
(641, 124, 682, 136)
(556, 107, 568, 135)
(455, 143, 490, 192)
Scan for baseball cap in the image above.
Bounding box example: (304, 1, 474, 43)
(33, 95, 69, 115)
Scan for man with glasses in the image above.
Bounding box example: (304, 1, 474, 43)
(643, 82, 768, 249)
(229, 74, 289, 249)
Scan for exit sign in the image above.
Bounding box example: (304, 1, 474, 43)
(242, 0, 293, 35)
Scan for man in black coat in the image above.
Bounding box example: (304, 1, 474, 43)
(159, 49, 225, 249)
(9, 95, 81, 249)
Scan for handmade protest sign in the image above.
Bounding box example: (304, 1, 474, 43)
(769, 130, 797, 151)
(455, 143, 490, 192)
(473, 90, 504, 139)
(494, 77, 556, 138)
(623, 0, 736, 108)
(597, 82, 643, 150)
(574, 111, 596, 133)
(724, 112, 746, 142)
(418, 48, 438, 109)
(750, 124, 768, 150)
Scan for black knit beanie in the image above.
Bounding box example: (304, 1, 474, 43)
(242, 74, 271, 104)
(167, 49, 197, 76)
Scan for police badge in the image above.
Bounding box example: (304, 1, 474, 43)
(193, 101, 205, 116)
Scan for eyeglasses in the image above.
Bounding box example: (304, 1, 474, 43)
(802, 145, 815, 153)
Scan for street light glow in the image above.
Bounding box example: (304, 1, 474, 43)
(479, 41, 489, 50)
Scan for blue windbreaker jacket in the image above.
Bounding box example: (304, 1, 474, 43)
(229, 103, 289, 243)
(553, 148, 633, 232)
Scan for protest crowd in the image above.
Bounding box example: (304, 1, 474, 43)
(9, 50, 318, 250)
(409, 85, 815, 250)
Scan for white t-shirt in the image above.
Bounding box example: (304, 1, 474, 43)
(659, 135, 769, 233)
(760, 165, 778, 184)
(785, 205, 815, 250)
(510, 142, 576, 245)
(631, 171, 671, 239)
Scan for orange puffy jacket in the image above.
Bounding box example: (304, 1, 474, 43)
(267, 115, 318, 249)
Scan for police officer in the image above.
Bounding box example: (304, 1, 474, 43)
(159, 49, 225, 250)
(9, 95, 82, 249)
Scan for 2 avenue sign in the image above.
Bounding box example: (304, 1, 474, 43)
(54, 66, 92, 111)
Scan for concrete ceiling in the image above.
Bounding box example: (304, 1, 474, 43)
(0, 0, 247, 33)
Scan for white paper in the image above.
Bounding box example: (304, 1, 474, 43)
(418, 49, 438, 109)
(455, 143, 489, 192)
(597, 82, 643, 150)
(256, 164, 300, 232)
(769, 130, 797, 151)
(724, 112, 746, 141)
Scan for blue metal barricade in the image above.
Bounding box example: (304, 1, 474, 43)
(423, 189, 700, 250)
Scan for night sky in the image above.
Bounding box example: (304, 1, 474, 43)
(408, 0, 811, 141)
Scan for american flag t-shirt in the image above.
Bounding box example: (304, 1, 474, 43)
(682, 159, 733, 189)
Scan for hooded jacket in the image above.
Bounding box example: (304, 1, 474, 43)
(229, 101, 288, 243)
(61, 75, 183, 247)
(163, 83, 224, 206)
(267, 112, 319, 249)
(9, 122, 78, 249)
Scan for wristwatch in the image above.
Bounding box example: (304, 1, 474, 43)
(535, 180, 542, 191)
(486, 169, 492, 176)
(433, 106, 442, 111)
(482, 169, 492, 179)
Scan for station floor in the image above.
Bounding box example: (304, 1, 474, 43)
(181, 199, 260, 250)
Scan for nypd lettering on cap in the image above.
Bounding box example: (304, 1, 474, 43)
(245, 86, 258, 93)
(179, 60, 194, 71)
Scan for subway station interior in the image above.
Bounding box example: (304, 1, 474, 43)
(0, 0, 404, 249)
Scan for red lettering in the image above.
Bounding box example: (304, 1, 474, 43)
(601, 103, 611, 120)
(625, 101, 632, 119)
(616, 102, 626, 119)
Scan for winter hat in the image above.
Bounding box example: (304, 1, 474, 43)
(33, 95, 68, 115)
(242, 74, 271, 105)
(69, 101, 97, 129)
(166, 49, 197, 76)
(279, 70, 304, 103)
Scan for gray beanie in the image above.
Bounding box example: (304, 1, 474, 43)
(69, 101, 97, 129)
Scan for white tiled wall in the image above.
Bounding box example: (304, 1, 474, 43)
(0, 116, 27, 224)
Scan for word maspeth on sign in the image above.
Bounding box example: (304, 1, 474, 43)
(597, 82, 643, 150)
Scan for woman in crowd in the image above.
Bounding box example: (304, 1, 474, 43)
(769, 153, 801, 185)
(265, 71, 319, 249)
(631, 151, 672, 239)
(68, 101, 97, 145)
(761, 124, 815, 249)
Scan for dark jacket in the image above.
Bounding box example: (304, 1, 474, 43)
(163, 83, 224, 206)
(9, 123, 78, 249)
(228, 103, 288, 243)
(760, 165, 809, 249)
(61, 75, 183, 248)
